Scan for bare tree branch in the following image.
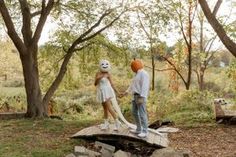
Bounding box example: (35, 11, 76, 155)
(32, 0, 54, 45)
(0, 0, 27, 54)
(178, 10, 190, 47)
(190, 1, 198, 22)
(80, 11, 125, 43)
(137, 10, 151, 40)
(145, 65, 174, 72)
(161, 56, 187, 85)
(31, 10, 41, 17)
(19, 0, 33, 45)
(213, 0, 222, 16)
(199, 0, 236, 57)
(73, 42, 94, 53)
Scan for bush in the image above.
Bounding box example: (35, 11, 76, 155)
(149, 89, 215, 125)
(203, 81, 221, 92)
(226, 60, 236, 93)
(0, 94, 26, 112)
(51, 89, 102, 120)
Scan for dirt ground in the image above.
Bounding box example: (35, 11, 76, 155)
(169, 125, 236, 157)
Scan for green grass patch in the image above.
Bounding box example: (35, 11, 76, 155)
(0, 119, 96, 157)
(0, 87, 25, 96)
(166, 111, 214, 125)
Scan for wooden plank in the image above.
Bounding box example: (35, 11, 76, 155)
(214, 103, 225, 117)
(224, 110, 236, 117)
(72, 124, 168, 148)
(147, 132, 155, 144)
(152, 133, 168, 148)
(214, 101, 236, 124)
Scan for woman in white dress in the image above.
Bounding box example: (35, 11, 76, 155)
(94, 60, 120, 131)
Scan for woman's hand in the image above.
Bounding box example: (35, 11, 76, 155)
(96, 72, 107, 79)
(136, 97, 144, 105)
(94, 72, 109, 86)
(119, 91, 128, 98)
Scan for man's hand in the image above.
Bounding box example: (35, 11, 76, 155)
(136, 97, 144, 105)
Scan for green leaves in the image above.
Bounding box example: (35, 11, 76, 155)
(227, 60, 236, 81)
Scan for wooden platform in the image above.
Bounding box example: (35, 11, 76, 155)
(214, 103, 236, 118)
(71, 124, 169, 148)
(214, 100, 236, 124)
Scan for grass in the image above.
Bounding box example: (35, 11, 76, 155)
(0, 86, 25, 97)
(0, 119, 97, 157)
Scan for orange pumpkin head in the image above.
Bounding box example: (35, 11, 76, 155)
(131, 59, 143, 73)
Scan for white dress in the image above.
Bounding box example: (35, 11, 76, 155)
(97, 77, 115, 103)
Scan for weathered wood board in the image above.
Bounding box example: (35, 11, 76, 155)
(71, 124, 169, 148)
(214, 103, 236, 118)
(214, 101, 236, 124)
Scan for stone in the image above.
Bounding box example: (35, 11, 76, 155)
(150, 147, 190, 157)
(100, 148, 113, 157)
(113, 150, 131, 157)
(74, 146, 101, 157)
(94, 141, 115, 152)
(65, 153, 76, 157)
(74, 146, 89, 155)
(87, 150, 101, 157)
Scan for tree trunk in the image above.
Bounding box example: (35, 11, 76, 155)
(186, 44, 192, 90)
(151, 55, 155, 91)
(185, 3, 193, 90)
(199, 15, 204, 91)
(199, 0, 236, 57)
(199, 66, 205, 90)
(20, 50, 46, 118)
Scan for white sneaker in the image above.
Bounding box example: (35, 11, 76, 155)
(100, 120, 109, 130)
(113, 121, 121, 131)
(138, 132, 148, 138)
(100, 123, 109, 130)
(129, 129, 141, 134)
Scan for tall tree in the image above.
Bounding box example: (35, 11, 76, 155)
(135, 0, 170, 90)
(162, 0, 198, 90)
(193, 9, 220, 90)
(0, 0, 126, 118)
(199, 0, 236, 57)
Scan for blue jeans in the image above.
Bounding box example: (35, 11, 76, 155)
(131, 96, 148, 133)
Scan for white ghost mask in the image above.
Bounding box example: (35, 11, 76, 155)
(99, 59, 111, 72)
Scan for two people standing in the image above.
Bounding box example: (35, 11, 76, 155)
(94, 59, 150, 138)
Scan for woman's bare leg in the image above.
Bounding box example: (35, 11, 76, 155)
(101, 102, 109, 130)
(105, 100, 117, 119)
(106, 100, 120, 130)
(102, 102, 108, 119)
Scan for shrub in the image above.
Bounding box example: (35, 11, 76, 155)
(0, 94, 26, 112)
(226, 60, 236, 93)
(203, 81, 221, 92)
(149, 89, 215, 125)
